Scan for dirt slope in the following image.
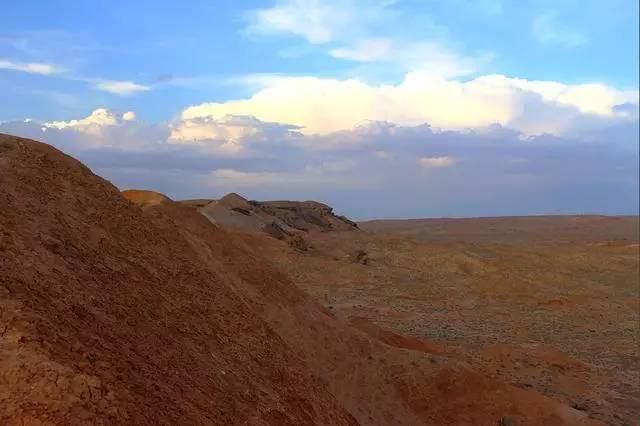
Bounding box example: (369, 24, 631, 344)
(0, 134, 599, 425)
(121, 189, 171, 207)
(0, 134, 356, 425)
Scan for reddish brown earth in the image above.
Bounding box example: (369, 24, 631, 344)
(361, 216, 639, 244)
(0, 134, 608, 425)
(121, 189, 171, 207)
(259, 218, 638, 425)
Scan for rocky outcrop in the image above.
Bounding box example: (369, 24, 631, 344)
(253, 200, 358, 232)
(178, 193, 358, 250)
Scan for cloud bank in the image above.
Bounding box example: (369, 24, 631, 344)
(2, 94, 637, 219)
(179, 73, 637, 136)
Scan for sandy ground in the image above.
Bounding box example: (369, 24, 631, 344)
(260, 217, 639, 425)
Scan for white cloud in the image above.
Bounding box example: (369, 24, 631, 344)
(169, 116, 257, 154)
(94, 80, 150, 96)
(329, 38, 487, 78)
(532, 11, 589, 47)
(36, 108, 168, 149)
(419, 156, 456, 167)
(122, 111, 137, 121)
(246, 0, 484, 78)
(169, 114, 300, 155)
(46, 108, 120, 132)
(179, 73, 638, 136)
(246, 0, 359, 43)
(0, 59, 59, 75)
(0, 58, 150, 96)
(171, 115, 261, 144)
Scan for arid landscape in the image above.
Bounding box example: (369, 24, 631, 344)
(2, 0, 638, 424)
(2, 134, 638, 425)
(261, 217, 639, 425)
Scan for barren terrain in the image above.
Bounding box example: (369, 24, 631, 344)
(0, 134, 635, 425)
(257, 216, 639, 425)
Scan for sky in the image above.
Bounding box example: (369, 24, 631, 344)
(1, 0, 638, 219)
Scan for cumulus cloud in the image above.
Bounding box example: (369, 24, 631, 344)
(46, 108, 121, 132)
(3, 108, 168, 150)
(1, 106, 637, 219)
(0, 59, 59, 75)
(169, 115, 301, 155)
(532, 11, 589, 47)
(94, 80, 151, 95)
(180, 73, 638, 136)
(122, 111, 137, 121)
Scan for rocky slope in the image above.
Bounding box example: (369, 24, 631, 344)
(0, 134, 600, 425)
(178, 193, 357, 250)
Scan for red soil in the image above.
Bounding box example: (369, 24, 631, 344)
(121, 189, 171, 207)
(0, 134, 601, 425)
(348, 316, 446, 355)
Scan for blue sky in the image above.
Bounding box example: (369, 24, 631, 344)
(1, 0, 638, 218)
(2, 0, 638, 121)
